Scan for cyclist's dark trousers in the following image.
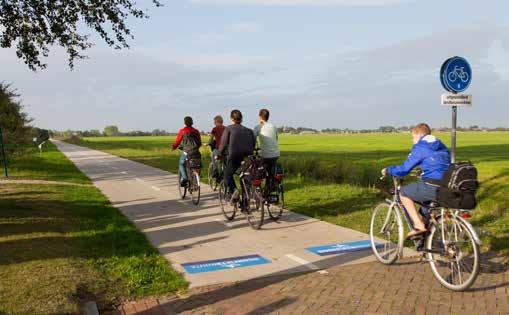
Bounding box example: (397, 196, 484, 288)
(263, 157, 278, 191)
(224, 157, 243, 193)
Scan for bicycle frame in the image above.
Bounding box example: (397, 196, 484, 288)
(384, 177, 414, 232)
(373, 175, 482, 291)
(383, 176, 481, 247)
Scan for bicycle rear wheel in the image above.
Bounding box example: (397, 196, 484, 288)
(190, 171, 201, 205)
(370, 202, 403, 265)
(426, 214, 480, 291)
(177, 172, 187, 199)
(267, 183, 284, 221)
(245, 184, 265, 230)
(219, 181, 236, 220)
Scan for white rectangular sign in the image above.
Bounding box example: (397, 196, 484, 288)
(441, 94, 472, 107)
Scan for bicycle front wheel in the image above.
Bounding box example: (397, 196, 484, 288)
(426, 214, 480, 291)
(370, 202, 404, 265)
(219, 181, 236, 221)
(245, 184, 265, 230)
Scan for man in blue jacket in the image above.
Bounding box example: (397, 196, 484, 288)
(382, 123, 450, 239)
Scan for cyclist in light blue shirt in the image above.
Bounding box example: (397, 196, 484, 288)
(253, 108, 281, 190)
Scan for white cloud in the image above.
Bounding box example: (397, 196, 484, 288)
(228, 23, 261, 33)
(188, 0, 408, 6)
(480, 39, 509, 81)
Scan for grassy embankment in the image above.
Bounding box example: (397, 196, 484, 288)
(0, 143, 187, 314)
(70, 132, 508, 254)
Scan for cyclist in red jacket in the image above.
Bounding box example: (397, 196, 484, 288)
(171, 116, 202, 186)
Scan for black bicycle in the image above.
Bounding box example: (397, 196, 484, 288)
(178, 154, 201, 205)
(218, 151, 265, 230)
(263, 162, 285, 221)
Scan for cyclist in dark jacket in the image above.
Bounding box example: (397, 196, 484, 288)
(172, 116, 202, 186)
(383, 123, 450, 239)
(216, 109, 255, 200)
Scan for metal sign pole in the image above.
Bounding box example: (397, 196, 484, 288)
(451, 105, 457, 163)
(0, 126, 8, 178)
(441, 56, 472, 164)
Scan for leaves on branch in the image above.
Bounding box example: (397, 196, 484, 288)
(0, 0, 162, 71)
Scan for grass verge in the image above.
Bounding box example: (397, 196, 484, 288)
(0, 143, 187, 314)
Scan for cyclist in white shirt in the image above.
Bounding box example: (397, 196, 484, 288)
(253, 108, 280, 190)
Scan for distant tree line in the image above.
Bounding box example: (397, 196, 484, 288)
(51, 125, 178, 138)
(52, 124, 509, 138)
(284, 125, 509, 134)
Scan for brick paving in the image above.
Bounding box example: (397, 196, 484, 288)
(108, 252, 508, 315)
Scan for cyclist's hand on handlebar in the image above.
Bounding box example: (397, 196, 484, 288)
(381, 168, 388, 177)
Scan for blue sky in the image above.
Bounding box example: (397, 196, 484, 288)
(1, 0, 508, 132)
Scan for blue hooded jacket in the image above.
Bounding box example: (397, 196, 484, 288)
(387, 135, 451, 181)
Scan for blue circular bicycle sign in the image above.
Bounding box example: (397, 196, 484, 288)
(440, 56, 472, 93)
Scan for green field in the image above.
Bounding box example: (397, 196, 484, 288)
(70, 132, 508, 253)
(0, 143, 187, 314)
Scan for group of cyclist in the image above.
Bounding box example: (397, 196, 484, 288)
(172, 108, 280, 204)
(172, 115, 482, 290)
(172, 115, 454, 240)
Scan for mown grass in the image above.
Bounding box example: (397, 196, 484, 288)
(71, 132, 509, 253)
(0, 143, 187, 314)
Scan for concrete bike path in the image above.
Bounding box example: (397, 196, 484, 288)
(53, 140, 416, 287)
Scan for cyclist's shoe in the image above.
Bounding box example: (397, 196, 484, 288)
(406, 228, 427, 240)
(231, 189, 240, 203)
(180, 178, 188, 187)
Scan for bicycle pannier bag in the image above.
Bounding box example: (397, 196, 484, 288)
(437, 161, 479, 210)
(241, 156, 265, 180)
(437, 187, 477, 210)
(188, 158, 202, 169)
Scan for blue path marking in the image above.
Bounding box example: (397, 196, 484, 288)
(306, 240, 380, 256)
(181, 254, 271, 274)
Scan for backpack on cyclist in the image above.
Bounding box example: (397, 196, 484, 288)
(441, 162, 479, 192)
(180, 132, 201, 160)
(436, 162, 479, 210)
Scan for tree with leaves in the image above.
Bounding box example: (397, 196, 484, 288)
(0, 0, 161, 71)
(0, 83, 32, 154)
(103, 125, 120, 137)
